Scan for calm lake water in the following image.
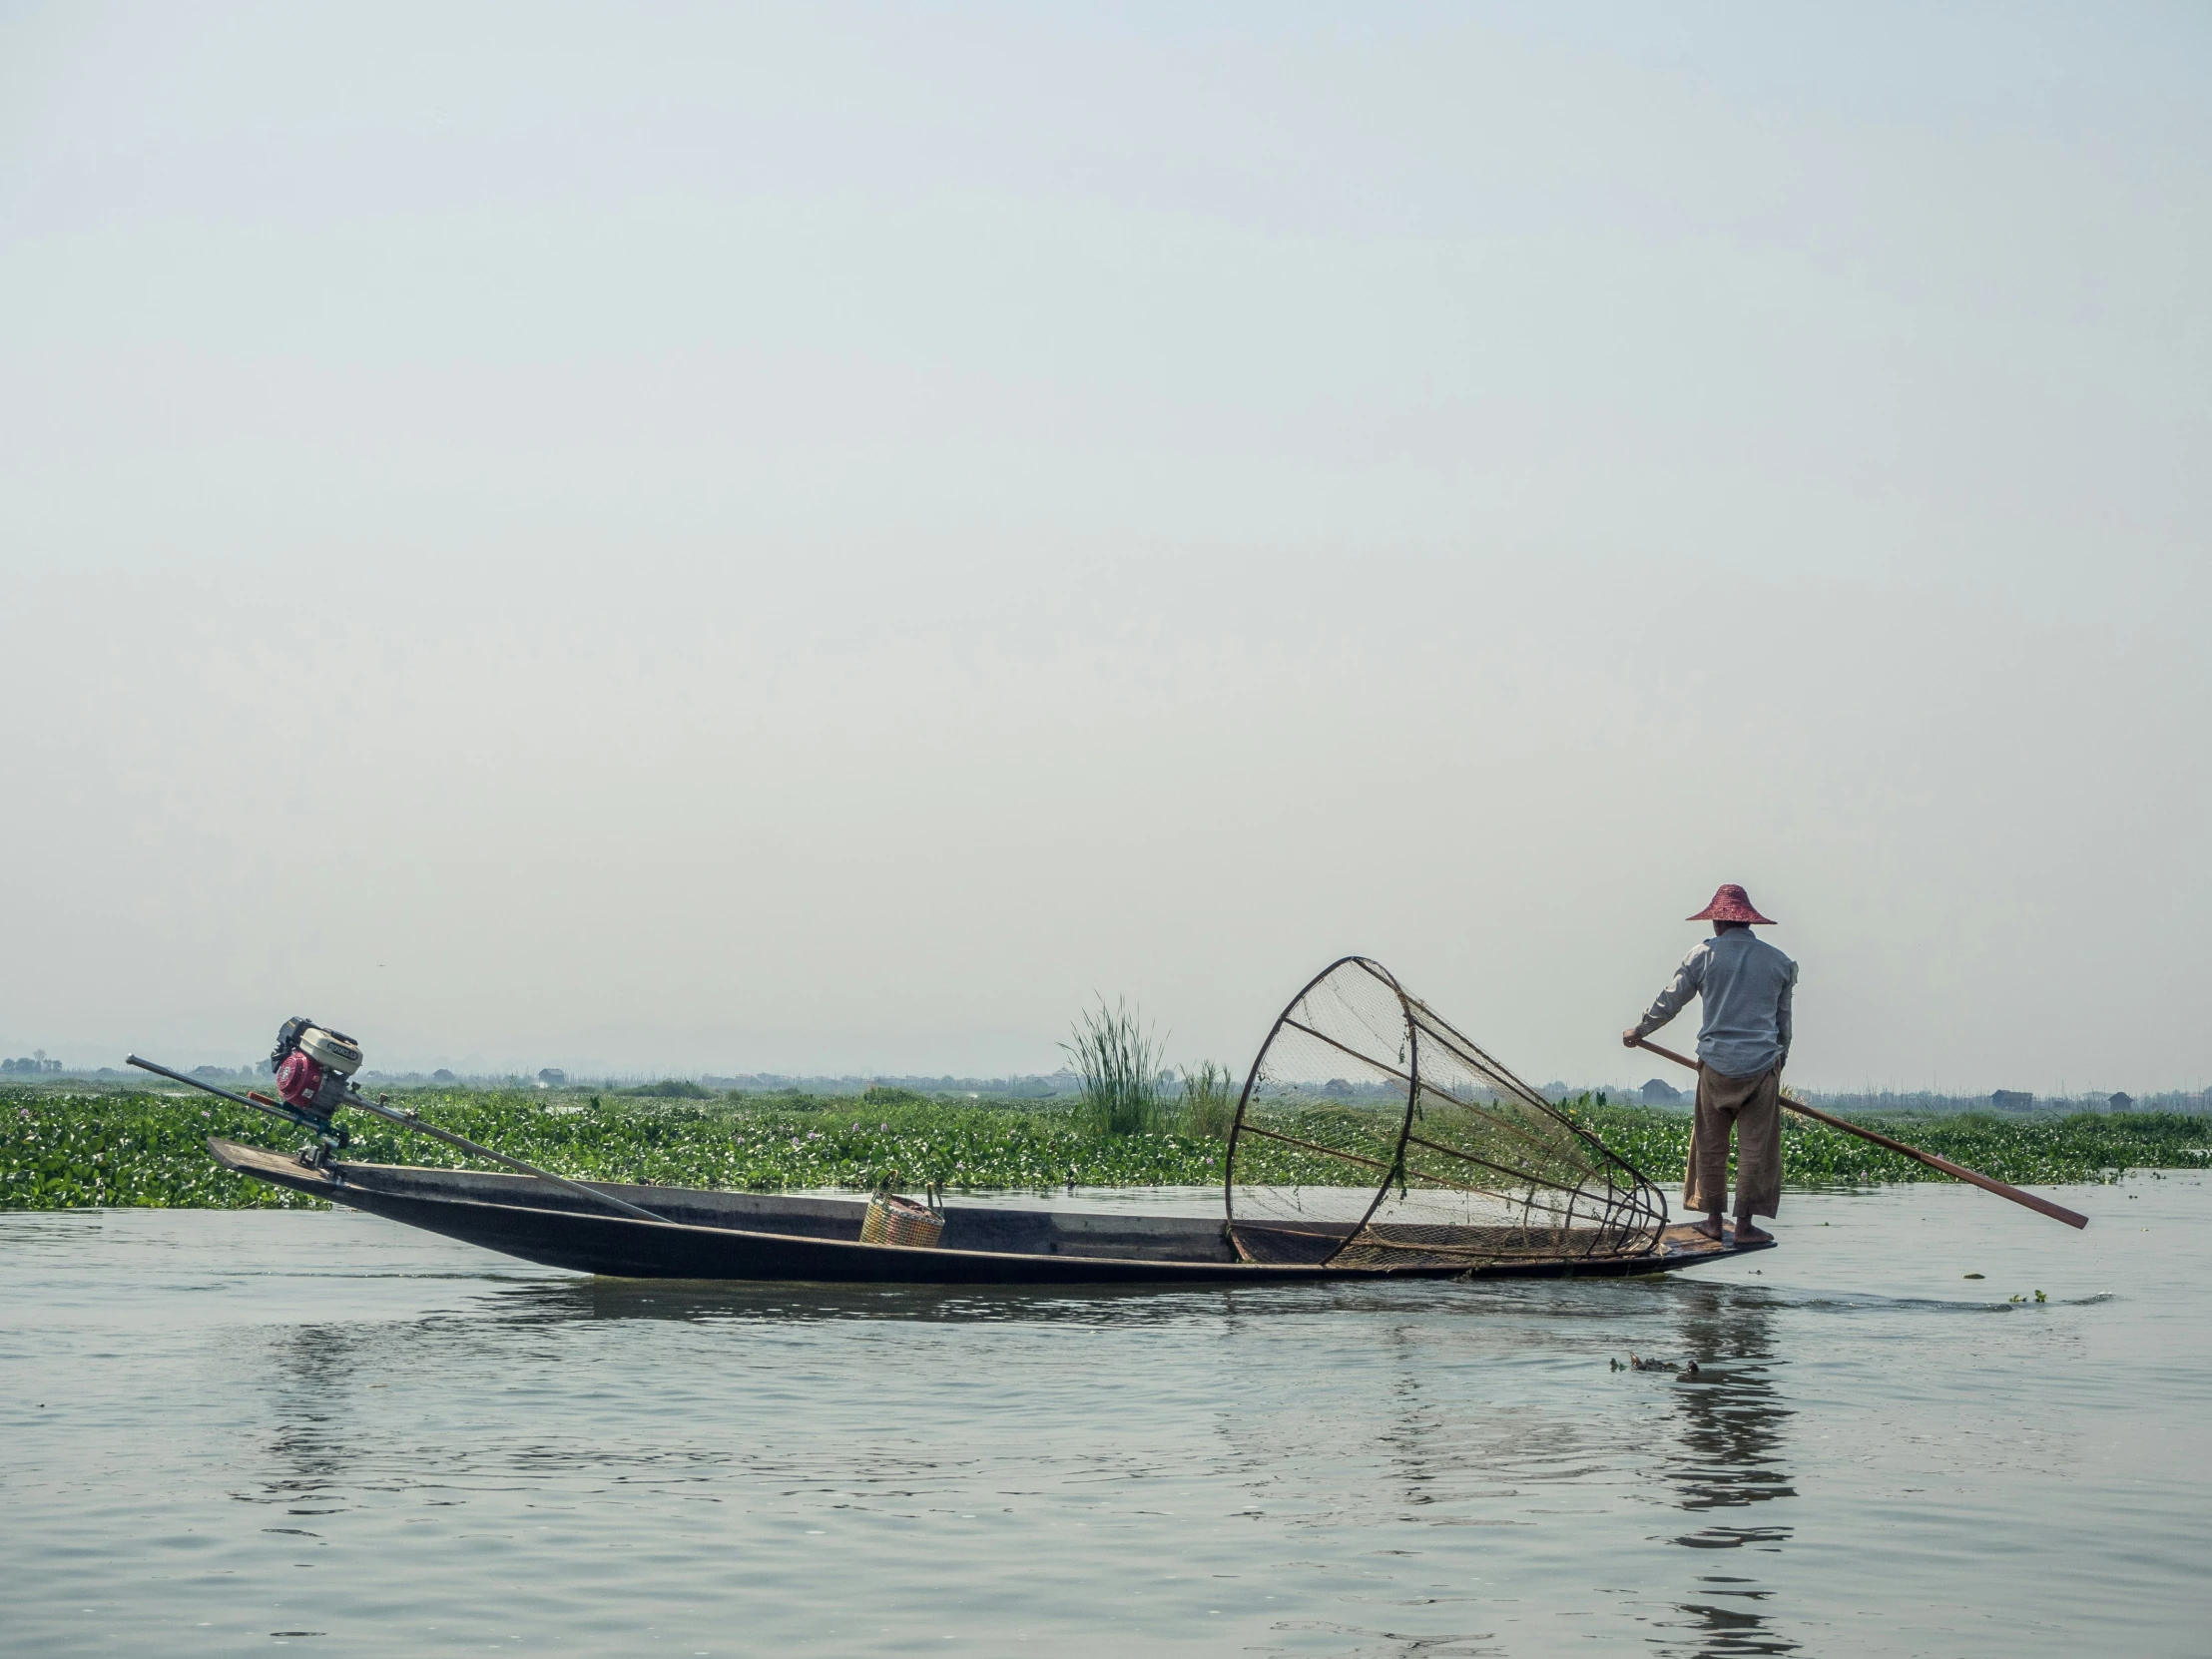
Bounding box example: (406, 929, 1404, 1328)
(3, 1177, 2208, 1658)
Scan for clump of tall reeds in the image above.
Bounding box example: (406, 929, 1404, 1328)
(621, 1078, 713, 1099)
(1062, 997, 1166, 1137)
(1178, 1061, 1240, 1140)
(862, 1085, 929, 1107)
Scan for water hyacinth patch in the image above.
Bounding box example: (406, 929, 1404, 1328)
(1, 1084, 2206, 1212)
(0, 1087, 1225, 1209)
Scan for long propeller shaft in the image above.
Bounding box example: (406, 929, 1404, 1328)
(126, 1055, 669, 1226)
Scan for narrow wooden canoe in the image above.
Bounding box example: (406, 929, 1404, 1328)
(209, 1137, 1773, 1286)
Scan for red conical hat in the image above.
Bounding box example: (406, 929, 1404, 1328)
(1687, 883, 1775, 925)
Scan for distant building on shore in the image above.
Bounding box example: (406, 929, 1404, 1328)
(2109, 1092, 2134, 1112)
(1640, 1077, 1683, 1104)
(1991, 1090, 2033, 1110)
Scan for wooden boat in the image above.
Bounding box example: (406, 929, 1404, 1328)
(210, 1138, 1772, 1286)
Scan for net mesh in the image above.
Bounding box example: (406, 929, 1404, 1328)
(1226, 957, 1668, 1270)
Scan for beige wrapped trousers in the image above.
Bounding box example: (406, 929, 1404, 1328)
(1685, 1065, 1782, 1220)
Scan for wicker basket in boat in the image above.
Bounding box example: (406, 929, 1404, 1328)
(860, 1192, 945, 1248)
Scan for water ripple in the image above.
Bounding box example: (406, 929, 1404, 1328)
(1, 1182, 2207, 1656)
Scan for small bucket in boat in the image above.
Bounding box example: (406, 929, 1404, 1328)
(860, 1192, 945, 1249)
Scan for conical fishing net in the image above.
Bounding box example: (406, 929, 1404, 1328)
(1226, 957, 1668, 1270)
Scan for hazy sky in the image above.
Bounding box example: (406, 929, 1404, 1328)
(4, 3, 2206, 1092)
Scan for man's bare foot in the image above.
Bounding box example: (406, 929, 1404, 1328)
(1691, 1216, 1725, 1242)
(1733, 1220, 1773, 1245)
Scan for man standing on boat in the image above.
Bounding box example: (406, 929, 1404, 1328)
(1622, 884, 1797, 1246)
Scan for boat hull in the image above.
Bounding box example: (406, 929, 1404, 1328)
(208, 1138, 1772, 1286)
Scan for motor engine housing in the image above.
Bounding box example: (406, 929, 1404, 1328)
(272, 1017, 362, 1122)
(297, 1026, 361, 1076)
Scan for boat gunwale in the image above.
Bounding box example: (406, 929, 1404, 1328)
(205, 1137, 1771, 1281)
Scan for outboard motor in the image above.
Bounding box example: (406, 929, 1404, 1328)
(271, 1016, 363, 1125)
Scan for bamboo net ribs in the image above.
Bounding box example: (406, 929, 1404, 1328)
(1225, 957, 1668, 1270)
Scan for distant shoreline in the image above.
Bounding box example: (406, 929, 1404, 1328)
(9, 1068, 2201, 1118)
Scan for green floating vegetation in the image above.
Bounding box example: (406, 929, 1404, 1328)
(1, 1084, 2206, 1212)
(0, 1086, 1219, 1211)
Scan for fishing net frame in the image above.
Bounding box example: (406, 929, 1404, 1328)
(1223, 956, 1669, 1271)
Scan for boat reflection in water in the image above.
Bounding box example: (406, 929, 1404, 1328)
(459, 1272, 1810, 1659)
(1656, 1281, 1800, 1659)
(252, 1324, 366, 1539)
(224, 1254, 1805, 1658)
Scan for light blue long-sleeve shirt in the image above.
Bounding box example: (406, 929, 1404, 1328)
(1635, 929, 1798, 1078)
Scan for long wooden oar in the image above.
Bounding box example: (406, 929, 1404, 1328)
(1632, 1037, 2088, 1230)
